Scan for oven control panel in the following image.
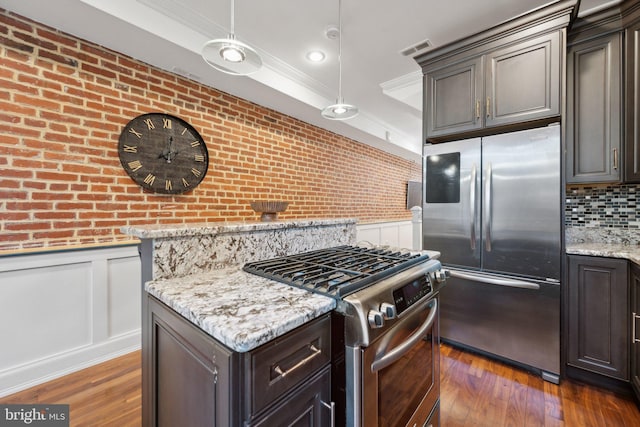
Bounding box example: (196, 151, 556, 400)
(392, 274, 433, 315)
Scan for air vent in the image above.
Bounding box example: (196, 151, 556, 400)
(400, 39, 432, 57)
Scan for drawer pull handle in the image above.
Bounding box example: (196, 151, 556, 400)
(633, 312, 640, 344)
(274, 344, 321, 378)
(613, 148, 618, 170)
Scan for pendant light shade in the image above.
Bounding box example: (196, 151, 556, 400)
(321, 100, 359, 120)
(202, 0, 262, 76)
(322, 0, 358, 120)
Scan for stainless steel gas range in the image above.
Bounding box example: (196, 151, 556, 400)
(244, 245, 448, 427)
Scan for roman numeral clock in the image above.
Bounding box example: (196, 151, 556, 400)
(118, 113, 209, 194)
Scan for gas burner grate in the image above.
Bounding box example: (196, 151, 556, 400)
(243, 245, 430, 299)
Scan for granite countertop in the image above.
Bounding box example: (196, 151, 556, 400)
(566, 242, 640, 265)
(145, 268, 336, 352)
(122, 218, 357, 239)
(565, 227, 640, 265)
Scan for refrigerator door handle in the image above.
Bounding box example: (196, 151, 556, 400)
(470, 163, 477, 251)
(484, 162, 492, 252)
(449, 269, 541, 290)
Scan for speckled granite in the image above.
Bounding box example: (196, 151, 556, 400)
(566, 226, 640, 245)
(122, 219, 357, 280)
(566, 226, 640, 265)
(146, 268, 336, 352)
(121, 218, 356, 239)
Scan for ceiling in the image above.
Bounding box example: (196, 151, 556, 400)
(0, 0, 618, 161)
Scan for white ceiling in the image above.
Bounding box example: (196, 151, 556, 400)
(0, 0, 618, 161)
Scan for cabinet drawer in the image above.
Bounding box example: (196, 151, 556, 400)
(248, 314, 331, 415)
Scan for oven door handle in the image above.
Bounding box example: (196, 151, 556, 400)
(370, 298, 437, 373)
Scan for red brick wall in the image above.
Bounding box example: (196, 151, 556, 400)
(0, 9, 421, 253)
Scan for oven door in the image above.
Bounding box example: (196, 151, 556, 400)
(361, 297, 439, 427)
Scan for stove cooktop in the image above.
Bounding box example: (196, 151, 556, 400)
(243, 245, 431, 299)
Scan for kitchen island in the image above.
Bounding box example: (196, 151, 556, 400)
(122, 218, 357, 427)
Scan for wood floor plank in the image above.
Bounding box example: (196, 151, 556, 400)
(1, 344, 640, 426)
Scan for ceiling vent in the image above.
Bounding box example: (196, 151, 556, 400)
(400, 39, 432, 57)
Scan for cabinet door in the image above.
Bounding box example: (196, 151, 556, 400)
(424, 56, 483, 138)
(631, 263, 640, 399)
(567, 255, 629, 380)
(250, 368, 332, 427)
(566, 32, 623, 183)
(626, 21, 640, 182)
(148, 296, 237, 427)
(485, 31, 561, 127)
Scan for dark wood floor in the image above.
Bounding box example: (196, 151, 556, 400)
(2, 344, 640, 426)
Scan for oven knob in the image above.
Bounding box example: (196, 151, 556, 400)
(434, 269, 450, 283)
(379, 303, 396, 320)
(368, 310, 385, 329)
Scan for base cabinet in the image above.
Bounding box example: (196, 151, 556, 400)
(567, 255, 629, 380)
(631, 263, 640, 399)
(146, 296, 333, 427)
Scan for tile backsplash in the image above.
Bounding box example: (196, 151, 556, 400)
(565, 184, 639, 229)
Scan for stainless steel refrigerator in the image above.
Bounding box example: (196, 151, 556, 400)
(423, 124, 561, 382)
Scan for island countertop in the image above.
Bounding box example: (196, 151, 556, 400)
(145, 267, 336, 352)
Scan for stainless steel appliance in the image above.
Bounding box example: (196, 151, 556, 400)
(244, 245, 448, 427)
(422, 124, 562, 382)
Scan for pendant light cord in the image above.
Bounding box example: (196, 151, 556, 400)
(229, 0, 235, 36)
(337, 0, 343, 102)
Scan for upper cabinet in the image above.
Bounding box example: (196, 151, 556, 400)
(566, 32, 623, 183)
(566, 0, 640, 184)
(416, 0, 576, 141)
(626, 20, 640, 182)
(424, 33, 561, 138)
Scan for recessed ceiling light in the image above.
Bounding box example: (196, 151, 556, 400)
(306, 51, 326, 62)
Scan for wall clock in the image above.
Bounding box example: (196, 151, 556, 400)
(118, 113, 209, 194)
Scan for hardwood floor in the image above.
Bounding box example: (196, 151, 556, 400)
(2, 344, 640, 426)
(0, 351, 142, 427)
(440, 344, 640, 426)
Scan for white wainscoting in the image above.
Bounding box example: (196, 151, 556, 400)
(356, 219, 419, 250)
(0, 245, 141, 397)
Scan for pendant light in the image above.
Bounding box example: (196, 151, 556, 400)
(201, 0, 262, 76)
(322, 0, 359, 120)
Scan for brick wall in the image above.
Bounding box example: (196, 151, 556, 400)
(0, 10, 421, 253)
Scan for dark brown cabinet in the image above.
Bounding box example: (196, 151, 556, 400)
(566, 0, 640, 184)
(423, 56, 483, 137)
(417, 1, 573, 141)
(567, 255, 629, 380)
(566, 32, 623, 183)
(631, 263, 640, 398)
(424, 33, 561, 139)
(146, 295, 333, 427)
(626, 19, 640, 182)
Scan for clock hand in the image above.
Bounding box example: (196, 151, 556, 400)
(159, 136, 179, 163)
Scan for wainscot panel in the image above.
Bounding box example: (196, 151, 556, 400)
(0, 245, 141, 397)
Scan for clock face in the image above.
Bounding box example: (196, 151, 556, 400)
(118, 113, 209, 194)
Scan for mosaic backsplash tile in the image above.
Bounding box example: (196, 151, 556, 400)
(565, 184, 639, 229)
